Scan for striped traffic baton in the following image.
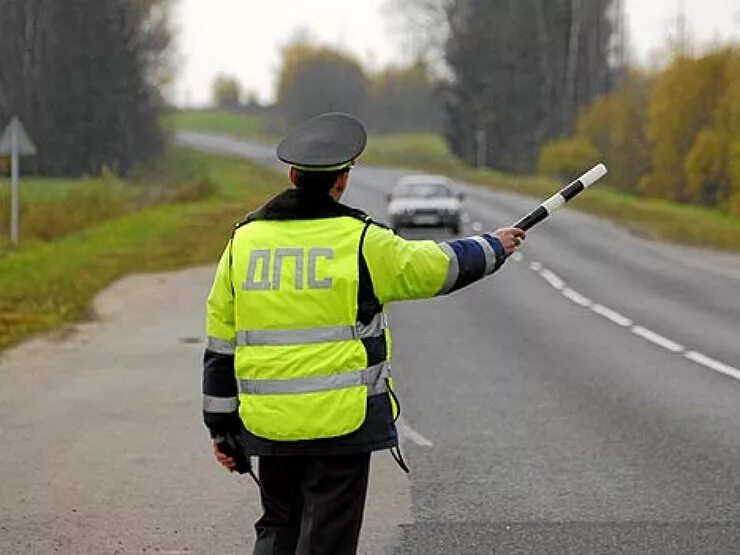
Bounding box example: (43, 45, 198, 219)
(512, 163, 607, 231)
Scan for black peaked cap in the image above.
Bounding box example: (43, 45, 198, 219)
(277, 112, 367, 169)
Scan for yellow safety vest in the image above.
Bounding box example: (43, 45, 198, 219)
(207, 212, 453, 441)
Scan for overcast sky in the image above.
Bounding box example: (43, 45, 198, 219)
(171, 0, 740, 106)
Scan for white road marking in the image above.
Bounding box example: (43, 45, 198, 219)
(684, 351, 740, 382)
(397, 418, 434, 447)
(472, 222, 483, 233)
(540, 269, 565, 290)
(562, 287, 593, 307)
(631, 325, 685, 353)
(525, 259, 739, 383)
(461, 212, 471, 223)
(591, 304, 633, 327)
(510, 252, 523, 262)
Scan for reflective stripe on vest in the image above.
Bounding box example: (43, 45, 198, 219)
(207, 336, 236, 355)
(238, 361, 390, 396)
(236, 312, 387, 347)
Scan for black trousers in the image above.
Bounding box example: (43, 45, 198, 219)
(253, 452, 371, 555)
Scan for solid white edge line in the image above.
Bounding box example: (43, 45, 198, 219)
(562, 287, 593, 307)
(684, 351, 740, 382)
(540, 269, 565, 290)
(631, 325, 685, 353)
(591, 304, 633, 327)
(397, 418, 434, 447)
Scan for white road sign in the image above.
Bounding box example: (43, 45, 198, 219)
(0, 116, 37, 156)
(1, 116, 37, 244)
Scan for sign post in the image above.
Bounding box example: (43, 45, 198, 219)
(0, 117, 37, 244)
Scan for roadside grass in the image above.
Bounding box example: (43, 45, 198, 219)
(169, 112, 740, 252)
(0, 149, 285, 350)
(0, 148, 223, 250)
(361, 133, 469, 175)
(163, 109, 276, 143)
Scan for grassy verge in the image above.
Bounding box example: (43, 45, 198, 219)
(0, 148, 222, 251)
(163, 109, 277, 143)
(0, 149, 285, 350)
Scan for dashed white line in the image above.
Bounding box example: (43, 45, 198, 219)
(461, 212, 471, 223)
(510, 252, 523, 262)
(562, 287, 593, 307)
(631, 325, 685, 353)
(591, 304, 633, 327)
(471, 222, 483, 233)
(540, 269, 565, 290)
(397, 418, 434, 447)
(684, 351, 740, 381)
(523, 261, 739, 383)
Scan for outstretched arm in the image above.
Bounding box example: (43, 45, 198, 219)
(363, 224, 525, 304)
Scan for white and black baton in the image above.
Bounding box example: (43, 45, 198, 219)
(512, 163, 607, 231)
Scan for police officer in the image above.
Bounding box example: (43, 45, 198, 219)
(202, 112, 525, 554)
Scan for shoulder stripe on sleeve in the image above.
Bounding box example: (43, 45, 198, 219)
(437, 242, 460, 295)
(470, 236, 497, 275)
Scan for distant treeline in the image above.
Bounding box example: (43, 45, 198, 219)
(541, 49, 740, 214)
(0, 0, 170, 177)
(274, 41, 443, 135)
(253, 0, 624, 173)
(210, 40, 444, 135)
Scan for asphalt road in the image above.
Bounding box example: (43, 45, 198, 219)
(1, 131, 739, 554)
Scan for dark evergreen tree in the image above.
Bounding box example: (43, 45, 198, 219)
(443, 0, 620, 172)
(0, 0, 171, 176)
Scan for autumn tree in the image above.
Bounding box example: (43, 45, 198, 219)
(718, 53, 740, 214)
(276, 41, 369, 126)
(683, 50, 740, 209)
(539, 48, 740, 214)
(572, 74, 650, 192)
(211, 75, 242, 109)
(640, 50, 733, 202)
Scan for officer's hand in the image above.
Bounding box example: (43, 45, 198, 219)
(212, 438, 237, 472)
(493, 227, 526, 256)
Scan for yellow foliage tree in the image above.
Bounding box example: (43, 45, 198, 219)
(685, 128, 727, 205)
(537, 137, 601, 181)
(641, 51, 733, 201)
(715, 51, 740, 214)
(576, 75, 650, 193)
(211, 75, 242, 109)
(682, 49, 740, 210)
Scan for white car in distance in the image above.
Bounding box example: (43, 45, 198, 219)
(386, 175, 464, 234)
